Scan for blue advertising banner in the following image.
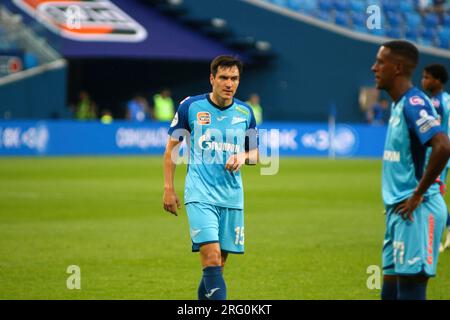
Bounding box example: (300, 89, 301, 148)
(0, 120, 387, 158)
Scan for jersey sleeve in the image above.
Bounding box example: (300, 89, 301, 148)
(167, 98, 191, 140)
(245, 105, 259, 151)
(404, 95, 443, 146)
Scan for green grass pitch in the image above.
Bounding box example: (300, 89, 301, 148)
(0, 156, 449, 299)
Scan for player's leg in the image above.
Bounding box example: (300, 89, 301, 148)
(199, 242, 227, 300)
(381, 275, 398, 300)
(382, 208, 398, 300)
(395, 194, 447, 300)
(397, 275, 428, 300)
(186, 202, 226, 300)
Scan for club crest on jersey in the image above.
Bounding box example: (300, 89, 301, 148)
(409, 96, 425, 106)
(197, 112, 211, 125)
(13, 0, 147, 42)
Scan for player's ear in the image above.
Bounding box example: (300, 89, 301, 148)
(210, 73, 214, 86)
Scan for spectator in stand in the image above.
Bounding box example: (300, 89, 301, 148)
(153, 88, 175, 122)
(126, 94, 151, 122)
(75, 90, 97, 120)
(246, 93, 263, 125)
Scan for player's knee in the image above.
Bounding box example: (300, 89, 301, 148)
(201, 250, 222, 266)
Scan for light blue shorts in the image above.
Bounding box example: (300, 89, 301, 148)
(185, 202, 244, 254)
(382, 194, 447, 277)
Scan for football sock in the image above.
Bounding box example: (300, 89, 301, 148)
(202, 266, 227, 300)
(397, 279, 427, 300)
(197, 277, 207, 300)
(381, 279, 397, 300)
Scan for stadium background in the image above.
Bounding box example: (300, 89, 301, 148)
(0, 0, 450, 299)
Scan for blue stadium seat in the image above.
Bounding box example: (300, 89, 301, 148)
(318, 0, 333, 12)
(399, 1, 415, 13)
(314, 9, 333, 22)
(437, 28, 450, 48)
(404, 12, 422, 29)
(386, 27, 402, 39)
(382, 1, 400, 15)
(350, 11, 366, 28)
(442, 13, 450, 28)
(297, 0, 318, 13)
(333, 0, 349, 12)
(349, 0, 365, 12)
(335, 11, 350, 27)
(423, 13, 439, 29)
(286, 0, 301, 11)
(269, 0, 287, 7)
(405, 28, 420, 42)
(386, 11, 403, 28)
(367, 27, 386, 37)
(421, 27, 437, 44)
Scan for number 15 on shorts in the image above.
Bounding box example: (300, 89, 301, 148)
(235, 226, 245, 245)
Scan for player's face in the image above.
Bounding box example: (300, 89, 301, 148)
(371, 46, 397, 91)
(421, 71, 438, 93)
(210, 66, 240, 103)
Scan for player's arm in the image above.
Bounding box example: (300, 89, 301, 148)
(162, 99, 190, 216)
(395, 98, 450, 220)
(225, 108, 259, 173)
(163, 138, 182, 216)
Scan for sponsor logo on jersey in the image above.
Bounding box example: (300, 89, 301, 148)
(197, 112, 211, 125)
(383, 150, 400, 162)
(416, 109, 439, 133)
(409, 96, 425, 106)
(231, 117, 246, 125)
(13, 0, 147, 42)
(198, 130, 240, 153)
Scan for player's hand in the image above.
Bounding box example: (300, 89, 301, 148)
(394, 193, 423, 222)
(163, 189, 181, 216)
(225, 152, 246, 173)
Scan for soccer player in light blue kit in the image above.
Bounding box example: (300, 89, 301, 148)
(422, 64, 450, 252)
(372, 41, 450, 300)
(163, 56, 258, 300)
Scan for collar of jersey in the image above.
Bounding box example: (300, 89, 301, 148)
(394, 86, 416, 106)
(207, 93, 234, 111)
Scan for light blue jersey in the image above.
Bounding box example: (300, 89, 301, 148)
(431, 91, 450, 171)
(168, 94, 258, 210)
(382, 87, 443, 206)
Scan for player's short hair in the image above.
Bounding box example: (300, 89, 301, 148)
(382, 40, 419, 75)
(424, 64, 448, 84)
(210, 55, 243, 77)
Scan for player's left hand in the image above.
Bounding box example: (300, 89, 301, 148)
(225, 152, 246, 173)
(394, 193, 423, 222)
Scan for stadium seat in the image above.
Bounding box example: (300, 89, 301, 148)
(350, 11, 366, 28)
(386, 11, 403, 28)
(382, 1, 400, 15)
(399, 1, 415, 13)
(318, 0, 333, 12)
(404, 12, 422, 30)
(423, 13, 439, 29)
(297, 0, 318, 13)
(442, 13, 450, 28)
(386, 27, 402, 39)
(349, 0, 365, 12)
(405, 27, 420, 42)
(269, 0, 287, 7)
(333, 0, 349, 12)
(437, 28, 450, 48)
(335, 12, 350, 27)
(421, 27, 437, 45)
(314, 9, 333, 22)
(286, 0, 301, 11)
